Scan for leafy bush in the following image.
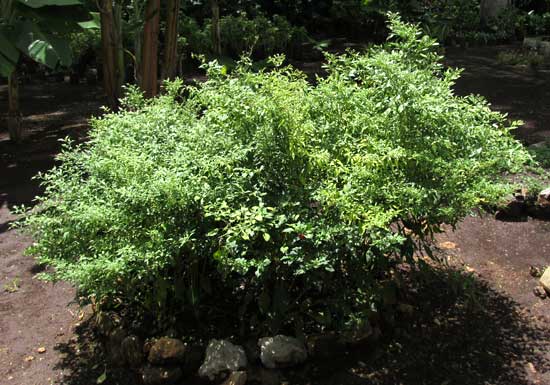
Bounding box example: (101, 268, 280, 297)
(496, 50, 545, 66)
(412, 0, 481, 42)
(179, 13, 307, 60)
(178, 15, 211, 58)
(66, 28, 101, 77)
(524, 12, 550, 35)
(19, 15, 528, 335)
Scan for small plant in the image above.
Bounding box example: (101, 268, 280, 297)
(528, 141, 550, 169)
(3, 276, 20, 293)
(497, 50, 545, 66)
(17, 15, 529, 336)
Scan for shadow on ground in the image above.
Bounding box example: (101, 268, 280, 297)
(51, 265, 550, 385)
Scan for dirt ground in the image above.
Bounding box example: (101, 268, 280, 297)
(0, 47, 549, 385)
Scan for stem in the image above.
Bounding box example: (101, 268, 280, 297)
(7, 69, 22, 143)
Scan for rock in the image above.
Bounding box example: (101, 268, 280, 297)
(222, 371, 247, 385)
(528, 141, 548, 149)
(121, 335, 144, 367)
(495, 198, 526, 221)
(538, 188, 550, 207)
(529, 265, 543, 278)
(258, 335, 307, 369)
(198, 339, 247, 381)
(306, 333, 346, 359)
(533, 286, 547, 299)
(526, 203, 550, 220)
(540, 267, 550, 294)
(141, 366, 183, 385)
(148, 338, 187, 365)
(524, 37, 540, 50)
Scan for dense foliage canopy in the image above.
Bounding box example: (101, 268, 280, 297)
(19, 16, 529, 334)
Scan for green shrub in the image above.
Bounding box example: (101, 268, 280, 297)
(179, 13, 307, 60)
(524, 12, 550, 35)
(68, 29, 101, 63)
(178, 15, 211, 58)
(18, 15, 529, 335)
(496, 50, 545, 66)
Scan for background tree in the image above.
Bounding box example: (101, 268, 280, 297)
(139, 0, 160, 97)
(0, 0, 90, 142)
(162, 0, 181, 81)
(210, 0, 221, 56)
(98, 0, 124, 110)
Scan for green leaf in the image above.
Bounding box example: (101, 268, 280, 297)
(78, 12, 100, 30)
(262, 233, 271, 242)
(28, 40, 59, 68)
(96, 370, 107, 384)
(0, 31, 20, 64)
(0, 53, 16, 77)
(15, 0, 82, 8)
(48, 35, 72, 67)
(15, 21, 72, 68)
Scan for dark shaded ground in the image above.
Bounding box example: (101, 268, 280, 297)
(446, 45, 550, 144)
(0, 80, 104, 384)
(0, 47, 549, 385)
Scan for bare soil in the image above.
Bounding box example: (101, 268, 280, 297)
(0, 47, 549, 385)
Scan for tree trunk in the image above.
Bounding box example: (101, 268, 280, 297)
(132, 0, 144, 86)
(99, 0, 123, 110)
(140, 0, 160, 98)
(114, 2, 125, 89)
(210, 0, 222, 56)
(162, 0, 181, 81)
(7, 70, 22, 143)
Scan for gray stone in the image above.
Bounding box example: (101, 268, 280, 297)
(198, 339, 247, 381)
(534, 286, 547, 299)
(528, 141, 549, 149)
(148, 338, 187, 365)
(540, 41, 550, 57)
(530, 265, 543, 278)
(258, 335, 307, 369)
(141, 366, 183, 385)
(121, 335, 144, 367)
(221, 371, 247, 385)
(524, 37, 541, 50)
(540, 267, 550, 294)
(538, 188, 550, 207)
